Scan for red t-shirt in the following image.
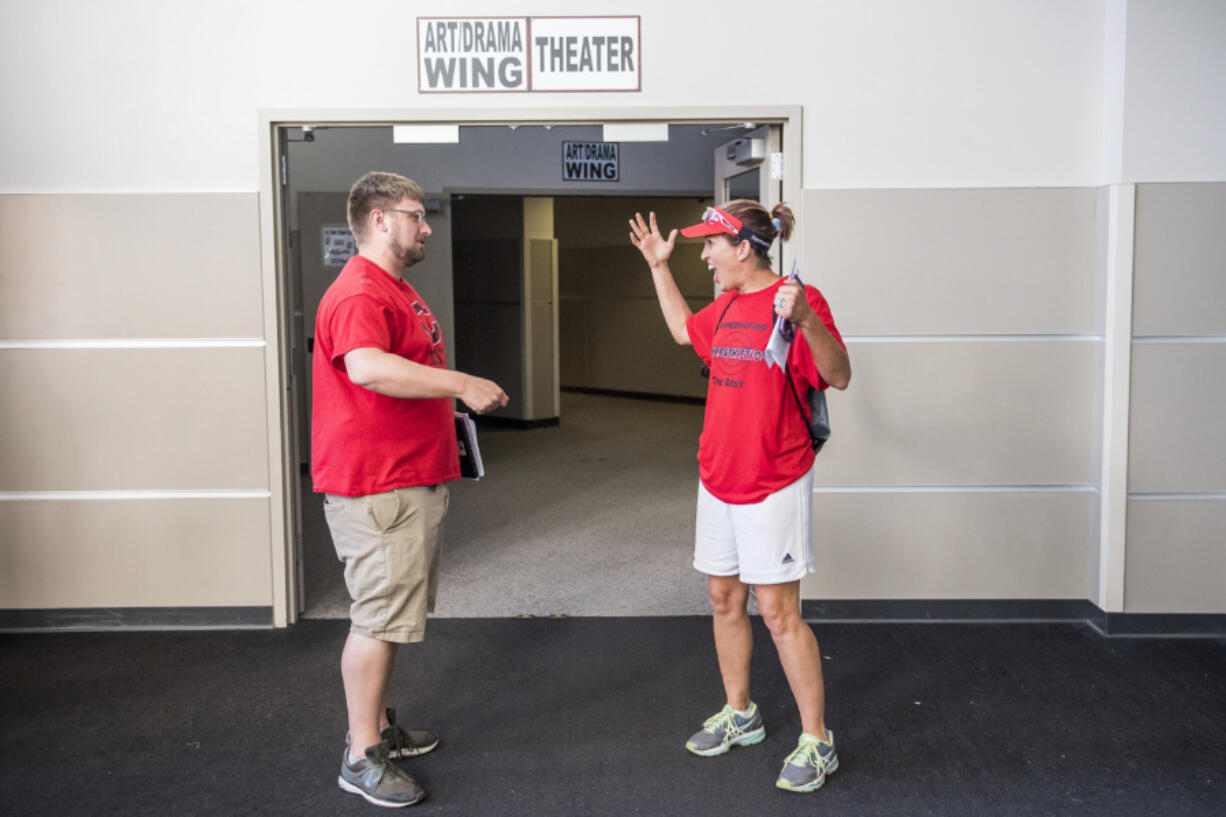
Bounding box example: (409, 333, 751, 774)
(311, 255, 459, 496)
(686, 278, 845, 504)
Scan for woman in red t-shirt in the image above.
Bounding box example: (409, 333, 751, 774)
(629, 200, 851, 794)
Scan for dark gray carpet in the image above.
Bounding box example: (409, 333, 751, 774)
(2, 618, 1224, 816)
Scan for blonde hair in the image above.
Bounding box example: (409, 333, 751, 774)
(347, 172, 426, 242)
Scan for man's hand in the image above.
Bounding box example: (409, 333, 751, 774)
(774, 279, 814, 326)
(459, 375, 509, 415)
(628, 211, 677, 268)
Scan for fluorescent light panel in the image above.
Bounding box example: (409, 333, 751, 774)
(602, 123, 669, 142)
(392, 125, 460, 144)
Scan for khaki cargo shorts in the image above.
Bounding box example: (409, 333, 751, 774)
(323, 485, 449, 644)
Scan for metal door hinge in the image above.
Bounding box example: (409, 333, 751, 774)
(280, 155, 288, 187)
(770, 153, 783, 181)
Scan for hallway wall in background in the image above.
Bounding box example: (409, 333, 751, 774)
(2, 1, 1224, 626)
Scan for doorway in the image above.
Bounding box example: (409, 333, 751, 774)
(263, 109, 801, 624)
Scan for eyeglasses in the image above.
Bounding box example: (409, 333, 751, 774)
(699, 206, 774, 252)
(699, 207, 741, 236)
(383, 208, 428, 224)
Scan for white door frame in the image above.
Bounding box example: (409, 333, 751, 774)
(713, 124, 786, 288)
(257, 105, 803, 626)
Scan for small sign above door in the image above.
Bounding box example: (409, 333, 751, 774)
(417, 16, 640, 93)
(562, 142, 620, 182)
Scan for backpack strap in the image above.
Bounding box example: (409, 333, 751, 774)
(701, 294, 740, 379)
(772, 302, 824, 453)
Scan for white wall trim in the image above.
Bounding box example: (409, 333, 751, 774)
(0, 339, 266, 350)
(0, 490, 271, 501)
(812, 484, 1097, 494)
(1097, 183, 1136, 613)
(1132, 336, 1226, 344)
(259, 104, 804, 629)
(844, 334, 1103, 343)
(1129, 492, 1226, 502)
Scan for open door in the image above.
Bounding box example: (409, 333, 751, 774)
(713, 124, 784, 278)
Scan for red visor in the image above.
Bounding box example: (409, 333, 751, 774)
(680, 206, 743, 239)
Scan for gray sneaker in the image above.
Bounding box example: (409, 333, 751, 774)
(382, 708, 439, 759)
(776, 730, 838, 793)
(338, 741, 426, 808)
(685, 702, 765, 756)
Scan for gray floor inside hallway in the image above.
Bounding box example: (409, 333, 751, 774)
(302, 391, 714, 618)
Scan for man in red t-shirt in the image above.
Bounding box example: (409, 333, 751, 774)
(313, 172, 507, 808)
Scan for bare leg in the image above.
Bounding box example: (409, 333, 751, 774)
(709, 574, 753, 711)
(379, 684, 394, 731)
(756, 581, 827, 739)
(341, 631, 397, 755)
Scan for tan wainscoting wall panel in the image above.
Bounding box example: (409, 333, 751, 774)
(559, 295, 590, 386)
(0, 347, 269, 491)
(814, 341, 1097, 486)
(585, 298, 709, 398)
(1124, 500, 1226, 614)
(802, 491, 1094, 599)
(579, 244, 712, 301)
(0, 497, 272, 608)
(0, 193, 263, 339)
(1128, 343, 1226, 493)
(1133, 182, 1226, 336)
(556, 207, 713, 397)
(803, 188, 1099, 335)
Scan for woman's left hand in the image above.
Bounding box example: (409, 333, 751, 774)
(774, 280, 812, 325)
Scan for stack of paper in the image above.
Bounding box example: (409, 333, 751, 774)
(454, 411, 485, 479)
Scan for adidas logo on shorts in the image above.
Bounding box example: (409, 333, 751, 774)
(781, 553, 795, 565)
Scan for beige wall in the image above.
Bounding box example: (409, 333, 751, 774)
(801, 187, 1102, 602)
(1125, 182, 1226, 613)
(0, 498, 272, 608)
(0, 193, 273, 613)
(807, 491, 1094, 600)
(4, 183, 1224, 621)
(1, 3, 1223, 628)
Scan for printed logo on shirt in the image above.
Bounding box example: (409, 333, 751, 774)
(411, 300, 446, 366)
(710, 328, 763, 377)
(781, 553, 795, 565)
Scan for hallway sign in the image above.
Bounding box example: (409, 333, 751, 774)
(417, 17, 640, 93)
(563, 142, 619, 182)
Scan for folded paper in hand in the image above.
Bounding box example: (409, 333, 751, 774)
(454, 411, 485, 479)
(763, 257, 832, 454)
(764, 257, 805, 370)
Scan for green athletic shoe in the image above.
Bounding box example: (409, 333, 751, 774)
(685, 703, 765, 756)
(382, 708, 439, 759)
(338, 741, 426, 808)
(344, 708, 439, 761)
(775, 730, 838, 792)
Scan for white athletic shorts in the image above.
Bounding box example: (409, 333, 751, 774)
(693, 469, 815, 585)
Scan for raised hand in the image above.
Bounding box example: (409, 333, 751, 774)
(628, 211, 678, 268)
